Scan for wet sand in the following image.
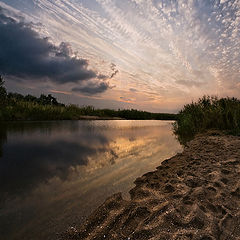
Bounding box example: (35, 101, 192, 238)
(61, 131, 240, 240)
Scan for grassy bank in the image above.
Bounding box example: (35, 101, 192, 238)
(0, 101, 177, 121)
(173, 96, 240, 144)
(0, 77, 176, 121)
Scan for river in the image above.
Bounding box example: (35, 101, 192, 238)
(0, 120, 182, 240)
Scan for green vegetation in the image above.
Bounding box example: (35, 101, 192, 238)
(173, 96, 240, 144)
(0, 76, 176, 121)
(0, 76, 7, 106)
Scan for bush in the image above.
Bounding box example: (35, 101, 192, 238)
(173, 96, 240, 144)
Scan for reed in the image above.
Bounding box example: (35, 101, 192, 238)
(173, 96, 240, 144)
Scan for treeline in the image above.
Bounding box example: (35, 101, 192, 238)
(0, 76, 177, 121)
(78, 107, 177, 120)
(174, 95, 240, 144)
(6, 92, 64, 106)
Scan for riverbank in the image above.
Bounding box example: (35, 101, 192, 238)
(0, 79, 177, 121)
(60, 131, 240, 240)
(0, 103, 177, 121)
(78, 115, 124, 120)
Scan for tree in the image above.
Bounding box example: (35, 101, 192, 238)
(47, 94, 59, 105)
(0, 75, 7, 106)
(24, 94, 38, 102)
(38, 94, 59, 105)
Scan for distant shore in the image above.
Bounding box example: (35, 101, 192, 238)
(60, 131, 240, 240)
(78, 115, 125, 120)
(0, 116, 177, 121)
(0, 79, 177, 121)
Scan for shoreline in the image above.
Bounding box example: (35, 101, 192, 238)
(0, 117, 178, 122)
(0, 116, 125, 121)
(61, 131, 240, 240)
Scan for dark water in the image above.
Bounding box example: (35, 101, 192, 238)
(0, 120, 182, 240)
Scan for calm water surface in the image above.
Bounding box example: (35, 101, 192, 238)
(0, 120, 182, 240)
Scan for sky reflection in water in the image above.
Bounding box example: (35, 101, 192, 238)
(0, 120, 182, 240)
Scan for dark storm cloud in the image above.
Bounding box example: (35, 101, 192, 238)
(72, 81, 109, 95)
(0, 9, 98, 84)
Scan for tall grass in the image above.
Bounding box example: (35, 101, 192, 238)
(173, 96, 240, 144)
(0, 100, 177, 121)
(0, 102, 83, 121)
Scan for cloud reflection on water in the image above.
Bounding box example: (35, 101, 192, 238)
(0, 122, 111, 200)
(0, 121, 179, 201)
(0, 120, 182, 240)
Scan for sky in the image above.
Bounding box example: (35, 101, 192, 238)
(0, 0, 239, 112)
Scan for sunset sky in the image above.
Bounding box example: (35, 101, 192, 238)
(0, 0, 239, 112)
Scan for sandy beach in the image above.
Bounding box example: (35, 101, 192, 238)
(61, 131, 240, 240)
